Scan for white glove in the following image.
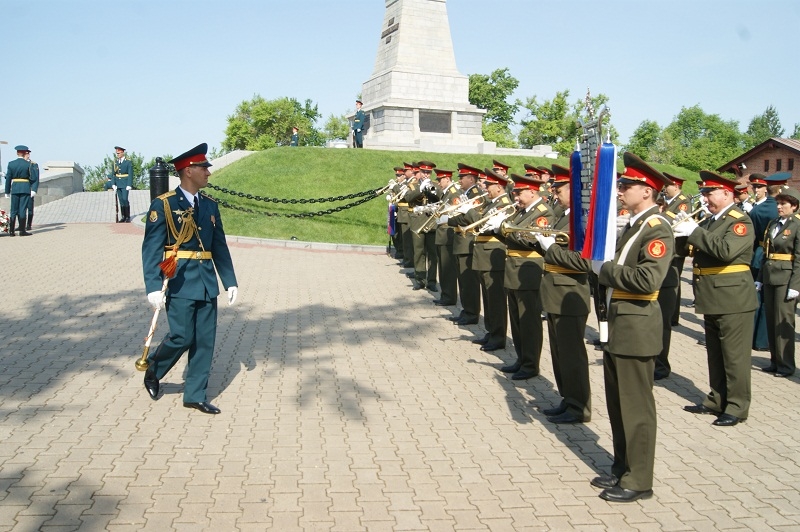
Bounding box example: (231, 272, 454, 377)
(412, 206, 424, 214)
(787, 288, 799, 301)
(672, 218, 698, 237)
(456, 202, 472, 215)
(147, 291, 165, 310)
(126, 186, 131, 191)
(4, 194, 8, 198)
(484, 212, 505, 232)
(227, 286, 238, 306)
(356, 129, 361, 133)
(591, 260, 605, 275)
(742, 202, 753, 213)
(112, 184, 117, 191)
(754, 281, 763, 292)
(535, 234, 556, 251)
(30, 191, 36, 197)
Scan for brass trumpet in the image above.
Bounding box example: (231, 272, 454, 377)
(500, 221, 570, 245)
(457, 203, 516, 234)
(375, 179, 397, 196)
(414, 192, 489, 235)
(387, 183, 409, 203)
(670, 206, 710, 227)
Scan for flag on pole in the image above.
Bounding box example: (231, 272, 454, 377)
(569, 147, 585, 251)
(581, 142, 617, 260)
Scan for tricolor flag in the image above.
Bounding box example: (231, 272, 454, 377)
(580, 142, 617, 261)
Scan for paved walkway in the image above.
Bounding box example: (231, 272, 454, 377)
(1, 193, 800, 531)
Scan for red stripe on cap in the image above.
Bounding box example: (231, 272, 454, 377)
(174, 154, 209, 171)
(622, 167, 661, 190)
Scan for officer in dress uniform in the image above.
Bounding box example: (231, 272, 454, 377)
(535, 171, 593, 424)
(756, 187, 800, 377)
(4, 145, 38, 236)
(499, 173, 554, 379)
(141, 143, 238, 415)
(653, 173, 693, 379)
(21, 150, 39, 231)
(747, 172, 778, 351)
(352, 99, 366, 148)
(492, 159, 516, 195)
(675, 171, 757, 427)
(589, 152, 673, 503)
(432, 169, 460, 306)
(447, 164, 485, 325)
(735, 184, 753, 213)
(108, 146, 134, 222)
(406, 161, 439, 290)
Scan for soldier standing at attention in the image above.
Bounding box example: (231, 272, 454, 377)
(142, 143, 238, 415)
(432, 169, 460, 306)
(4, 145, 38, 236)
(290, 127, 299, 146)
(590, 152, 673, 503)
(108, 146, 134, 223)
(406, 161, 439, 291)
(747, 173, 777, 351)
(674, 171, 757, 427)
(352, 99, 366, 148)
(21, 150, 39, 231)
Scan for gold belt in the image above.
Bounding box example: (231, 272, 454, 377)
(507, 250, 541, 258)
(544, 264, 583, 275)
(611, 290, 659, 301)
(692, 264, 750, 276)
(475, 236, 501, 243)
(397, 202, 408, 207)
(115, 173, 129, 177)
(165, 250, 212, 260)
(11, 179, 28, 183)
(768, 253, 794, 261)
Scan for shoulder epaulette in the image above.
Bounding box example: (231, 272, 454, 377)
(447, 184, 459, 194)
(665, 211, 677, 219)
(678, 194, 687, 200)
(648, 217, 662, 227)
(728, 210, 744, 219)
(157, 190, 176, 200)
(500, 196, 510, 205)
(794, 213, 800, 220)
(536, 203, 548, 212)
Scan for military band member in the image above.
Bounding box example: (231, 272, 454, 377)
(589, 152, 673, 502)
(735, 184, 753, 213)
(654, 173, 693, 379)
(389, 166, 406, 262)
(395, 163, 415, 269)
(447, 164, 485, 325)
(549, 164, 571, 217)
(674, 171, 757, 427)
(748, 172, 777, 351)
(4, 145, 38, 236)
(142, 143, 238, 415)
(756, 187, 800, 377)
(108, 146, 134, 223)
(468, 169, 514, 351)
(492, 159, 515, 195)
(407, 161, 439, 290)
(500, 173, 554, 379)
(433, 169, 460, 306)
(535, 171, 592, 424)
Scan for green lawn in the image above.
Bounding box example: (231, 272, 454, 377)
(207, 147, 701, 245)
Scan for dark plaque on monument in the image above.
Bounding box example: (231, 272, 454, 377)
(419, 111, 451, 133)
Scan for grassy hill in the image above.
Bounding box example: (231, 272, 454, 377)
(208, 147, 702, 246)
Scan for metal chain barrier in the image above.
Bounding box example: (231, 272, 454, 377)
(200, 190, 380, 219)
(204, 182, 379, 204)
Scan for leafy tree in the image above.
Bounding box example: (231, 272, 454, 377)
(626, 120, 662, 160)
(222, 95, 324, 151)
(661, 105, 744, 171)
(792, 123, 800, 140)
(745, 105, 784, 148)
(323, 113, 350, 141)
(468, 68, 519, 148)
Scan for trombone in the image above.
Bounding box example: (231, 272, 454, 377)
(500, 221, 570, 245)
(456, 203, 516, 234)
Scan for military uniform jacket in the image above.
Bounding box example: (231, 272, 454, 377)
(502, 199, 554, 290)
(660, 193, 693, 287)
(353, 109, 366, 131)
(435, 183, 460, 246)
(758, 214, 800, 289)
(598, 205, 674, 356)
(542, 225, 592, 317)
(392, 181, 410, 224)
(448, 185, 483, 256)
(682, 205, 757, 315)
(471, 194, 513, 272)
(142, 188, 237, 301)
(749, 196, 778, 269)
(4, 157, 39, 194)
(406, 179, 440, 233)
(108, 158, 133, 188)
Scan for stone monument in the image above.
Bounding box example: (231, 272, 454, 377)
(358, 0, 489, 153)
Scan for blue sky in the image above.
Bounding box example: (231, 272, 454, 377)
(3, 0, 798, 169)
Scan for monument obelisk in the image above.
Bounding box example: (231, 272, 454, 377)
(358, 0, 487, 152)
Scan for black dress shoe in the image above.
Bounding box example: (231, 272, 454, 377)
(775, 372, 793, 378)
(412, 280, 425, 290)
(599, 485, 652, 503)
(455, 318, 479, 325)
(697, 339, 706, 346)
(427, 283, 438, 292)
(510, 370, 537, 380)
(433, 300, 456, 306)
(654, 371, 670, 381)
(542, 403, 567, 416)
(683, 404, 718, 415)
(183, 402, 221, 414)
(447, 315, 463, 322)
(143, 369, 160, 400)
(500, 363, 521, 373)
(471, 336, 489, 345)
(712, 413, 742, 426)
(753, 347, 770, 352)
(481, 342, 506, 352)
(761, 366, 778, 373)
(547, 412, 584, 424)
(590, 475, 619, 489)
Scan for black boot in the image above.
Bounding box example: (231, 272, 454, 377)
(18, 218, 30, 236)
(9, 219, 15, 237)
(124, 206, 132, 223)
(26, 214, 32, 231)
